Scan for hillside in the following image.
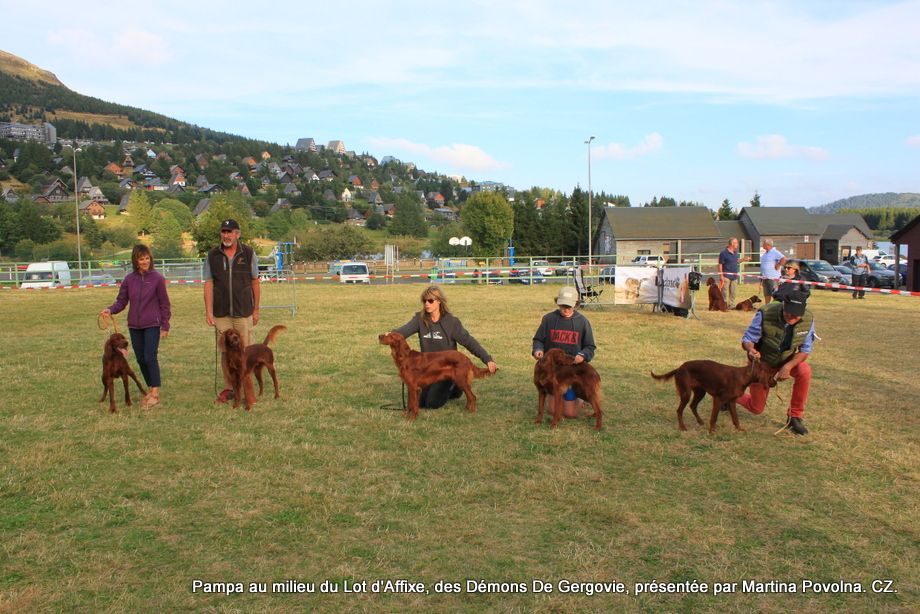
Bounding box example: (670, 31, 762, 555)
(0, 50, 264, 145)
(810, 192, 920, 214)
(0, 50, 64, 86)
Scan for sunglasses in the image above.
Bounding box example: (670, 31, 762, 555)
(423, 298, 439, 304)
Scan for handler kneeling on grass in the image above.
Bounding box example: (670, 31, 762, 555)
(532, 286, 597, 419)
(739, 289, 816, 436)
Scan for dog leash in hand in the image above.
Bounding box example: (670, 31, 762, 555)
(97, 312, 120, 335)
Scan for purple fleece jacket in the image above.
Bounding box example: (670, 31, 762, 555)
(108, 270, 172, 332)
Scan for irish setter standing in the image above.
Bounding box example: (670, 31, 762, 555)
(99, 332, 147, 413)
(378, 332, 495, 420)
(219, 325, 286, 410)
(533, 348, 603, 430)
(651, 359, 777, 433)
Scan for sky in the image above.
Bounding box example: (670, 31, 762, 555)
(4, 0, 920, 210)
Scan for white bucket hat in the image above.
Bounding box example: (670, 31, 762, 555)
(556, 286, 579, 307)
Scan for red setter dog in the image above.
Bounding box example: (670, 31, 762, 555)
(378, 331, 495, 420)
(99, 332, 146, 413)
(734, 295, 762, 311)
(533, 348, 603, 429)
(651, 359, 777, 433)
(219, 325, 286, 410)
(707, 278, 729, 311)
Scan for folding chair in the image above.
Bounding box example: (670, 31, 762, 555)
(573, 267, 602, 304)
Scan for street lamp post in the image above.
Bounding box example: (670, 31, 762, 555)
(585, 136, 595, 269)
(73, 147, 83, 277)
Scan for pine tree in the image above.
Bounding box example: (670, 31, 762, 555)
(717, 199, 737, 220)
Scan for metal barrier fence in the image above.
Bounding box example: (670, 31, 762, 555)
(0, 253, 869, 288)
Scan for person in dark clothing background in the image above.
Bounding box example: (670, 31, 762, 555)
(392, 285, 497, 409)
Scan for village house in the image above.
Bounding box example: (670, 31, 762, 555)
(593, 205, 873, 264)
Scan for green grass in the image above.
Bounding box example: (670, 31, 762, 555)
(1, 282, 918, 613)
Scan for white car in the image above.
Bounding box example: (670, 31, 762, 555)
(631, 255, 664, 266)
(874, 255, 895, 267)
(531, 260, 554, 276)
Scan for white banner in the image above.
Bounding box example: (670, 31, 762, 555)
(661, 266, 693, 309)
(614, 266, 659, 304)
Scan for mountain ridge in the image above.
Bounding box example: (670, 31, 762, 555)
(809, 192, 920, 214)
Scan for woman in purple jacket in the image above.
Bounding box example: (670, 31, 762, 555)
(100, 245, 171, 408)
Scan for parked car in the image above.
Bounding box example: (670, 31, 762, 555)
(531, 260, 554, 276)
(78, 273, 118, 287)
(874, 255, 895, 267)
(832, 265, 853, 286)
(509, 269, 547, 285)
(555, 261, 578, 276)
(887, 263, 907, 286)
(866, 260, 896, 288)
(791, 259, 846, 290)
(631, 255, 664, 266)
(600, 266, 616, 284)
(838, 261, 896, 288)
(339, 262, 370, 284)
(21, 261, 72, 289)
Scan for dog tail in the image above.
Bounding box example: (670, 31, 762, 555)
(650, 369, 678, 382)
(262, 324, 287, 346)
(473, 366, 496, 379)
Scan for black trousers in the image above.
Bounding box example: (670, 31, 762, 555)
(419, 379, 462, 408)
(852, 273, 868, 298)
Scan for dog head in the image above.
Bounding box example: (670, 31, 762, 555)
(378, 331, 410, 362)
(219, 328, 244, 353)
(104, 333, 130, 360)
(707, 277, 716, 287)
(750, 358, 780, 388)
(543, 347, 576, 366)
(749, 295, 762, 305)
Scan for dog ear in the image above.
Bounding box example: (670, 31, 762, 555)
(104, 335, 117, 359)
(217, 331, 227, 352)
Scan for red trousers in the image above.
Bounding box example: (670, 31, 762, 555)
(738, 361, 811, 419)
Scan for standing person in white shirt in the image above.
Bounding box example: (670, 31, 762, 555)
(759, 238, 787, 304)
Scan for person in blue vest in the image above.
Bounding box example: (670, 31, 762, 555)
(738, 289, 816, 436)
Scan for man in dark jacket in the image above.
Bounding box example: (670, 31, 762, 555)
(738, 290, 816, 435)
(204, 219, 261, 402)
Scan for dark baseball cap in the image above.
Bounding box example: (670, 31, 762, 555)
(220, 219, 240, 231)
(782, 290, 809, 317)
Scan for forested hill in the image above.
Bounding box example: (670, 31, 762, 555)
(810, 192, 920, 214)
(0, 50, 265, 146)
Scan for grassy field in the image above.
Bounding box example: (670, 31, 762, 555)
(1, 282, 918, 613)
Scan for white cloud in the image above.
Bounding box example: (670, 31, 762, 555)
(367, 138, 508, 172)
(737, 135, 828, 161)
(907, 135, 920, 147)
(45, 27, 171, 67)
(112, 30, 173, 65)
(594, 133, 663, 160)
